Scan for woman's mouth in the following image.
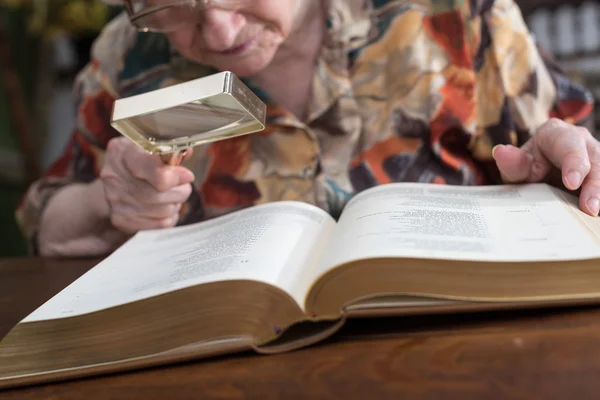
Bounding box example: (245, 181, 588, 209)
(217, 39, 255, 56)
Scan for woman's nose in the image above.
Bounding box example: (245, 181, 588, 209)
(201, 8, 246, 51)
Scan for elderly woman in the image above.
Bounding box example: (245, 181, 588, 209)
(17, 0, 599, 257)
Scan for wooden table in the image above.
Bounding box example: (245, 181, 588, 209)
(3, 258, 600, 399)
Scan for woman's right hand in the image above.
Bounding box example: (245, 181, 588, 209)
(100, 137, 195, 235)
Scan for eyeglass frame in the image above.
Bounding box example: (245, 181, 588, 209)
(123, 0, 244, 32)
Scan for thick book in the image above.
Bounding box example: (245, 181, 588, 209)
(2, 182, 600, 388)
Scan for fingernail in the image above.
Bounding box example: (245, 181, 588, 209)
(492, 145, 503, 158)
(588, 198, 600, 216)
(566, 170, 582, 188)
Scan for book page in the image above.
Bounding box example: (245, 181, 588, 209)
(317, 183, 600, 275)
(24, 202, 335, 322)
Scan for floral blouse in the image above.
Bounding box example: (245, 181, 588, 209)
(16, 0, 594, 252)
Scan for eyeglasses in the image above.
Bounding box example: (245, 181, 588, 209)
(124, 0, 251, 33)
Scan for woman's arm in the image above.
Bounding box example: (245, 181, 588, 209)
(36, 138, 195, 258)
(37, 180, 126, 257)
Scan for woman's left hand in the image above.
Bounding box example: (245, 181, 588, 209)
(492, 118, 600, 217)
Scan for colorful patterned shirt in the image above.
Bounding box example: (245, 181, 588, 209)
(16, 0, 594, 251)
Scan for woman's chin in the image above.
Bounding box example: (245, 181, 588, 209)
(218, 62, 269, 77)
(204, 51, 275, 77)
(227, 64, 267, 77)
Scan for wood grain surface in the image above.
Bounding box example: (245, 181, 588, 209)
(2, 257, 600, 399)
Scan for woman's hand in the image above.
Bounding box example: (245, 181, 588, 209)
(37, 137, 195, 257)
(100, 137, 195, 234)
(492, 118, 600, 216)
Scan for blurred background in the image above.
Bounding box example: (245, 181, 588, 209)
(0, 0, 599, 258)
(0, 0, 121, 257)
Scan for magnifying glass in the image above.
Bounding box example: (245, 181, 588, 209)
(110, 71, 266, 165)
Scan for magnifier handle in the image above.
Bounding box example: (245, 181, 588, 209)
(160, 150, 188, 166)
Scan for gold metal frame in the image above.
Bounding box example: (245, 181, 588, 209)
(110, 71, 266, 161)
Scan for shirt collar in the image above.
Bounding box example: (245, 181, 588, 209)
(304, 0, 373, 124)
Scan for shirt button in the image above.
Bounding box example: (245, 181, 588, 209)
(303, 166, 313, 178)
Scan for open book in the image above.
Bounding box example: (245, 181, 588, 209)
(2, 182, 600, 388)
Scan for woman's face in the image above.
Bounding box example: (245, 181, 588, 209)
(164, 0, 301, 77)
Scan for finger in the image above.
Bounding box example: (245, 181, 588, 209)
(578, 139, 600, 216)
(124, 151, 195, 192)
(492, 144, 534, 183)
(155, 167, 195, 192)
(561, 142, 591, 192)
(104, 177, 193, 207)
(182, 148, 194, 162)
(110, 213, 179, 235)
(535, 120, 591, 191)
(125, 181, 194, 206)
(111, 202, 182, 220)
(555, 134, 591, 191)
(527, 140, 553, 182)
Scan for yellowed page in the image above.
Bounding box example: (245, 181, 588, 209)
(24, 202, 335, 322)
(316, 183, 600, 277)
